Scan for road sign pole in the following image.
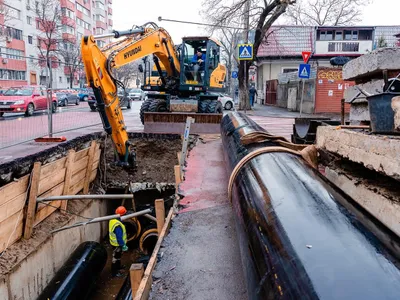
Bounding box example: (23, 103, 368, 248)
(299, 79, 305, 117)
(244, 60, 247, 114)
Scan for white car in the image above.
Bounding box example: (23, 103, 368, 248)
(128, 88, 145, 101)
(217, 94, 234, 110)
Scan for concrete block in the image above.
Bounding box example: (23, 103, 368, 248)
(325, 167, 400, 237)
(392, 96, 400, 131)
(9, 238, 55, 300)
(349, 102, 370, 122)
(316, 126, 400, 181)
(343, 48, 400, 81)
(0, 277, 9, 300)
(344, 80, 384, 103)
(287, 87, 297, 111)
(51, 226, 81, 272)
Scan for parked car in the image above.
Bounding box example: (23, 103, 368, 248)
(88, 89, 131, 111)
(128, 88, 145, 101)
(0, 86, 57, 117)
(55, 92, 80, 106)
(218, 94, 234, 110)
(74, 88, 92, 101)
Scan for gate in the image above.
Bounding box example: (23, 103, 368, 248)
(265, 79, 278, 105)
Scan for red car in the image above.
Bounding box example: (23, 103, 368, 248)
(0, 86, 57, 117)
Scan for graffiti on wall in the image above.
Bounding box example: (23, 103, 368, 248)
(317, 69, 343, 81)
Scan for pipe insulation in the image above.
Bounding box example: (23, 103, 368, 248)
(221, 112, 400, 300)
(37, 241, 107, 300)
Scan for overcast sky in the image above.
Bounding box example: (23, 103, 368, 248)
(113, 0, 399, 43)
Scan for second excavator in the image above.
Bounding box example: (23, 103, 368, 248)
(81, 22, 226, 166)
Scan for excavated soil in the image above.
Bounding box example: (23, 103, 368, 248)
(102, 135, 195, 187)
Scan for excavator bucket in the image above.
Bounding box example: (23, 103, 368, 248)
(143, 112, 223, 134)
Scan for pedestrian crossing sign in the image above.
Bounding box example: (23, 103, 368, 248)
(298, 64, 311, 79)
(238, 44, 253, 60)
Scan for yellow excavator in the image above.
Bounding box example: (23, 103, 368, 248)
(81, 22, 226, 167)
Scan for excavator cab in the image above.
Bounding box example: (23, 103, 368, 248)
(179, 37, 225, 93)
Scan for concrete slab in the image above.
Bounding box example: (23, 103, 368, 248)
(0, 277, 8, 300)
(325, 166, 400, 237)
(343, 48, 400, 81)
(317, 126, 400, 181)
(349, 102, 370, 122)
(344, 80, 384, 103)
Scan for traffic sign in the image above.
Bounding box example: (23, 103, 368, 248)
(302, 51, 312, 64)
(232, 71, 238, 79)
(298, 64, 311, 79)
(238, 44, 253, 60)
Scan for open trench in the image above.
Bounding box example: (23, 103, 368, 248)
(87, 134, 185, 300)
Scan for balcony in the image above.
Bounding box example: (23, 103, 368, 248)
(60, 0, 75, 11)
(62, 33, 76, 43)
(62, 16, 76, 28)
(108, 19, 112, 26)
(315, 40, 373, 56)
(96, 21, 106, 30)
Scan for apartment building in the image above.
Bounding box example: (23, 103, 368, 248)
(0, 0, 113, 89)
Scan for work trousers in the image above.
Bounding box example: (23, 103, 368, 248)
(111, 246, 122, 276)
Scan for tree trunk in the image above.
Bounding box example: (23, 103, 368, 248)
(69, 72, 73, 88)
(238, 60, 251, 111)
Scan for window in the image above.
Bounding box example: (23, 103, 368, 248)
(96, 1, 105, 9)
(27, 16, 32, 25)
(62, 8, 74, 18)
(29, 55, 34, 63)
(0, 70, 26, 80)
(96, 14, 105, 22)
(1, 48, 24, 60)
(67, 77, 70, 83)
(76, 3, 90, 16)
(352, 31, 359, 40)
(282, 68, 299, 73)
(5, 5, 21, 20)
(62, 25, 75, 34)
(345, 30, 352, 40)
(76, 18, 90, 29)
(96, 28, 104, 34)
(36, 20, 40, 29)
(319, 30, 333, 41)
(5, 27, 23, 40)
(59, 76, 62, 83)
(335, 31, 343, 41)
(28, 35, 33, 44)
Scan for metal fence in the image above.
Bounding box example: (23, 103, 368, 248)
(0, 104, 102, 150)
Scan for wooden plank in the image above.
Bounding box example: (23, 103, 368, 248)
(24, 162, 41, 239)
(0, 175, 29, 207)
(34, 200, 61, 227)
(72, 156, 89, 175)
(0, 193, 26, 224)
(84, 141, 97, 194)
(89, 169, 98, 183)
(93, 149, 101, 164)
(70, 168, 86, 187)
(38, 168, 66, 196)
(177, 152, 181, 165)
(130, 264, 144, 297)
(37, 182, 65, 210)
(40, 157, 67, 180)
(69, 180, 85, 196)
(155, 199, 165, 236)
(62, 150, 76, 211)
(174, 165, 181, 185)
(0, 211, 24, 253)
(92, 160, 100, 172)
(74, 148, 90, 162)
(134, 208, 174, 300)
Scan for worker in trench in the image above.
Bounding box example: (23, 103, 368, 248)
(109, 206, 129, 277)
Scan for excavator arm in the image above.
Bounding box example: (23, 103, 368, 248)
(81, 23, 181, 167)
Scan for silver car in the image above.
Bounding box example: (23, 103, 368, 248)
(128, 88, 145, 101)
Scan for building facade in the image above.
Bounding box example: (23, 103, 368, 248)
(256, 25, 400, 98)
(0, 0, 113, 89)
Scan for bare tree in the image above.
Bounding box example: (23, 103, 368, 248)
(203, 0, 295, 110)
(59, 40, 82, 88)
(113, 61, 142, 88)
(0, 1, 14, 39)
(34, 0, 62, 90)
(286, 0, 372, 26)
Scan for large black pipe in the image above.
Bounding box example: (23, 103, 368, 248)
(37, 241, 107, 300)
(221, 112, 400, 300)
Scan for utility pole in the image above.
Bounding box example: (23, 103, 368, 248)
(243, 0, 250, 112)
